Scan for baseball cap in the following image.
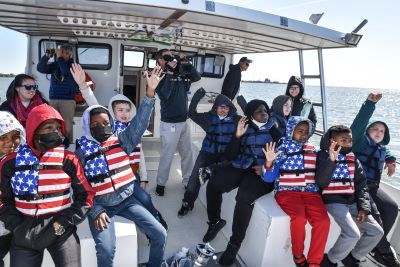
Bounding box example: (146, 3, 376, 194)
(239, 57, 252, 63)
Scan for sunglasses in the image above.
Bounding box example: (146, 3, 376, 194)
(20, 84, 38, 91)
(245, 62, 249, 66)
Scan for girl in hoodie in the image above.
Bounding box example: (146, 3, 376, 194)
(350, 92, 399, 267)
(270, 95, 292, 136)
(0, 111, 26, 267)
(177, 87, 239, 217)
(74, 66, 167, 267)
(203, 99, 276, 266)
(0, 104, 95, 267)
(262, 117, 330, 267)
(285, 76, 317, 125)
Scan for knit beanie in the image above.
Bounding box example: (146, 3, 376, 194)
(244, 99, 270, 118)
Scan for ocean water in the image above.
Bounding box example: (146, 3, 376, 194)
(240, 82, 400, 188)
(0, 77, 399, 187)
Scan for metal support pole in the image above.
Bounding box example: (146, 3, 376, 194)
(318, 48, 328, 132)
(298, 50, 305, 86)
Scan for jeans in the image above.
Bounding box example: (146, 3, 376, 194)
(326, 203, 383, 263)
(10, 231, 81, 267)
(134, 178, 159, 218)
(89, 193, 167, 267)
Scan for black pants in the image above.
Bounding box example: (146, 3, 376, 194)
(0, 234, 12, 267)
(206, 165, 273, 247)
(10, 231, 81, 267)
(183, 151, 223, 206)
(369, 184, 399, 254)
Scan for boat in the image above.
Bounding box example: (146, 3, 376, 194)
(0, 1, 398, 266)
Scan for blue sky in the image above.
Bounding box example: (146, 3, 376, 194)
(0, 0, 399, 89)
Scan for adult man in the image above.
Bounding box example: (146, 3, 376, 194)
(37, 44, 77, 144)
(154, 49, 201, 196)
(220, 57, 251, 101)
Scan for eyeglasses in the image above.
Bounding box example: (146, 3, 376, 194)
(20, 84, 38, 91)
(245, 63, 249, 66)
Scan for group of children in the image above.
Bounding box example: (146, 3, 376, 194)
(0, 67, 398, 267)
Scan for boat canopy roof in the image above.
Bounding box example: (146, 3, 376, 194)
(0, 0, 357, 53)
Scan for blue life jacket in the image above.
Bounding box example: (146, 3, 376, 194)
(232, 124, 273, 169)
(354, 136, 385, 183)
(201, 115, 236, 154)
(270, 112, 287, 136)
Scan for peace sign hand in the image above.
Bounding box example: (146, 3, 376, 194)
(329, 140, 341, 162)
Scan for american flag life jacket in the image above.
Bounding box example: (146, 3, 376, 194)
(322, 152, 356, 195)
(114, 120, 141, 168)
(11, 144, 72, 217)
(278, 142, 317, 187)
(77, 135, 136, 196)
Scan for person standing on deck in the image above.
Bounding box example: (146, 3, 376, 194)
(37, 44, 77, 144)
(154, 49, 201, 196)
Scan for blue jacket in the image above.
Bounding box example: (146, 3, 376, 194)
(75, 96, 155, 219)
(37, 55, 77, 100)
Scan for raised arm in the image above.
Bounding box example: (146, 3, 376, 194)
(70, 63, 99, 106)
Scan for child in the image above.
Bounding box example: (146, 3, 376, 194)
(204, 99, 276, 265)
(350, 92, 399, 266)
(74, 66, 167, 267)
(108, 94, 167, 230)
(0, 104, 95, 267)
(263, 116, 330, 267)
(178, 87, 239, 217)
(316, 125, 383, 267)
(71, 63, 167, 230)
(270, 95, 292, 136)
(0, 111, 25, 267)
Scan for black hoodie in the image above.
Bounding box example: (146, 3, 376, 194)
(315, 126, 371, 212)
(221, 64, 242, 100)
(285, 76, 317, 125)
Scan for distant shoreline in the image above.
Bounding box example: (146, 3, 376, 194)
(0, 74, 15, 78)
(242, 80, 285, 84)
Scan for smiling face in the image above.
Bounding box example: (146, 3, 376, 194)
(216, 104, 230, 117)
(331, 132, 352, 148)
(368, 122, 385, 143)
(252, 105, 269, 123)
(113, 102, 131, 123)
(292, 122, 310, 143)
(0, 130, 21, 156)
(16, 78, 37, 102)
(288, 85, 300, 98)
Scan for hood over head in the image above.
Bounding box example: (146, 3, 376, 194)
(320, 125, 352, 150)
(271, 95, 292, 117)
(244, 99, 270, 118)
(108, 94, 136, 121)
(211, 94, 237, 116)
(0, 111, 26, 144)
(285, 116, 314, 141)
(26, 104, 65, 148)
(367, 120, 390, 145)
(82, 105, 114, 143)
(285, 76, 304, 99)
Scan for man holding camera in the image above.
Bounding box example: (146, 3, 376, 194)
(154, 49, 201, 196)
(37, 44, 77, 145)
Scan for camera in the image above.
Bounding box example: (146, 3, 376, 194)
(162, 54, 192, 78)
(46, 48, 56, 57)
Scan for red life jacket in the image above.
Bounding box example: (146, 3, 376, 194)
(322, 153, 356, 195)
(278, 143, 317, 187)
(78, 136, 136, 196)
(12, 145, 72, 217)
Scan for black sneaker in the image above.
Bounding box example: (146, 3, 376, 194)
(321, 254, 337, 267)
(202, 219, 226, 243)
(293, 254, 308, 267)
(219, 242, 240, 266)
(199, 167, 212, 185)
(156, 211, 168, 231)
(177, 202, 193, 218)
(370, 249, 400, 267)
(155, 185, 165, 196)
(341, 253, 360, 267)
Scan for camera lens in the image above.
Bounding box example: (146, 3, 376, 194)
(162, 54, 174, 62)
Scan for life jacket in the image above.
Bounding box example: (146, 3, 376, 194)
(354, 139, 385, 183)
(113, 120, 141, 169)
(322, 153, 356, 195)
(11, 145, 72, 217)
(77, 135, 136, 196)
(201, 115, 236, 154)
(278, 142, 316, 187)
(270, 112, 287, 135)
(232, 125, 273, 169)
